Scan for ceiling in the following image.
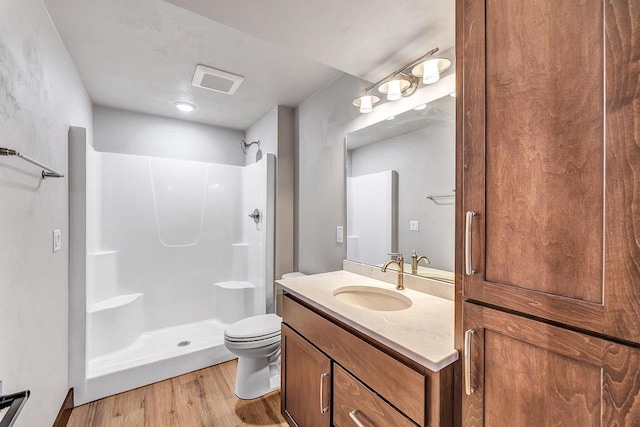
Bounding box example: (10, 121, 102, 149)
(43, 0, 454, 130)
(165, 0, 455, 83)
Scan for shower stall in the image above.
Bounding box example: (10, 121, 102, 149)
(69, 128, 275, 404)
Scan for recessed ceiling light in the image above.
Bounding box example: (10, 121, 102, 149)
(174, 102, 196, 112)
(386, 116, 396, 121)
(414, 104, 427, 111)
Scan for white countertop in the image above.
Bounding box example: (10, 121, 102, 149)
(277, 270, 458, 372)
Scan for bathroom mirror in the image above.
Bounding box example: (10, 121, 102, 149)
(345, 94, 455, 283)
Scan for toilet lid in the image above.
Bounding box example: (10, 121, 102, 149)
(225, 313, 281, 340)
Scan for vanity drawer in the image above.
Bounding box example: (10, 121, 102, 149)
(333, 364, 418, 427)
(282, 295, 426, 426)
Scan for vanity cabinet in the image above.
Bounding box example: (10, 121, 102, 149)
(461, 301, 640, 426)
(281, 293, 454, 427)
(281, 324, 331, 427)
(333, 364, 417, 427)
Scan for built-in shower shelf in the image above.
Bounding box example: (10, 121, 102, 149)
(213, 281, 255, 290)
(89, 293, 143, 313)
(87, 250, 118, 256)
(88, 293, 144, 360)
(213, 281, 257, 324)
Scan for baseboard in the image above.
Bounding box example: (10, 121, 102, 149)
(52, 388, 74, 427)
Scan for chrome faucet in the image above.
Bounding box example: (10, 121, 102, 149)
(381, 253, 404, 290)
(411, 250, 431, 275)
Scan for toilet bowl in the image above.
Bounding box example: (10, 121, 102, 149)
(224, 313, 282, 399)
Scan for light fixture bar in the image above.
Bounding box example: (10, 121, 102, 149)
(357, 47, 440, 97)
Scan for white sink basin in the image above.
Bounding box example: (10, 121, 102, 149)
(332, 286, 412, 311)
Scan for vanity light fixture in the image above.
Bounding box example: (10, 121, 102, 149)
(411, 57, 451, 85)
(352, 94, 380, 113)
(378, 76, 414, 101)
(174, 101, 196, 112)
(352, 47, 451, 114)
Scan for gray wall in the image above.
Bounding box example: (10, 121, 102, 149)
(93, 105, 245, 165)
(275, 107, 296, 281)
(296, 74, 369, 273)
(350, 121, 456, 271)
(0, 0, 93, 425)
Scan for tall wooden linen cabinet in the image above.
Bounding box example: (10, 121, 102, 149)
(456, 0, 640, 425)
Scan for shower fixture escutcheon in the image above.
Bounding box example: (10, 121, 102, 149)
(249, 209, 261, 224)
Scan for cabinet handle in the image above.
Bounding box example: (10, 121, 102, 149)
(349, 410, 366, 427)
(464, 329, 476, 395)
(465, 211, 477, 275)
(320, 372, 329, 414)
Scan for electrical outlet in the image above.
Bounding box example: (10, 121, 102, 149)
(410, 220, 420, 231)
(53, 229, 61, 252)
(336, 226, 344, 243)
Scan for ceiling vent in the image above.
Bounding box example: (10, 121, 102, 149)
(192, 64, 244, 95)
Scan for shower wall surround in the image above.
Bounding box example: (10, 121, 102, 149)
(71, 140, 275, 404)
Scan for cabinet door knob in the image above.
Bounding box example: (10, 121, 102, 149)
(465, 211, 477, 275)
(320, 372, 329, 414)
(464, 329, 476, 395)
(349, 409, 366, 427)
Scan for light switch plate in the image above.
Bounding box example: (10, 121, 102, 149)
(53, 229, 61, 252)
(336, 226, 344, 243)
(410, 220, 420, 231)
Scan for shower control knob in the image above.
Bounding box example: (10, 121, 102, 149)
(248, 209, 261, 224)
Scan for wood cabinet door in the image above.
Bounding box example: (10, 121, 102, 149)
(281, 324, 331, 427)
(459, 0, 640, 342)
(461, 302, 640, 426)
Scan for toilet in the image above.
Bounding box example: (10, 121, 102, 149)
(224, 272, 306, 399)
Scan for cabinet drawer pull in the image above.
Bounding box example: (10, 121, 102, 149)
(465, 211, 477, 275)
(349, 409, 366, 427)
(464, 329, 476, 395)
(320, 372, 329, 414)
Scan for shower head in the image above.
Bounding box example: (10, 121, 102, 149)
(240, 140, 260, 155)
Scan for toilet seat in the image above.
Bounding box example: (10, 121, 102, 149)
(224, 334, 281, 350)
(224, 313, 281, 342)
(224, 330, 280, 343)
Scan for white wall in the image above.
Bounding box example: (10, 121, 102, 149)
(0, 1, 93, 425)
(244, 107, 278, 165)
(350, 121, 456, 271)
(93, 105, 245, 165)
(246, 106, 295, 290)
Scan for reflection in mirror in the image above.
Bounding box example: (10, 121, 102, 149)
(345, 94, 455, 283)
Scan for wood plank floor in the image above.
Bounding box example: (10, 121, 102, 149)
(68, 360, 288, 427)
